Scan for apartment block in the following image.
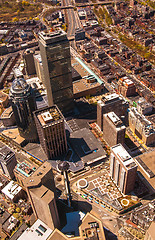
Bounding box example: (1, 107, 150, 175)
(110, 144, 137, 194)
(103, 112, 126, 147)
(97, 93, 128, 131)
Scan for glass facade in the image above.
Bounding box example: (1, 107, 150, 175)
(39, 31, 74, 113)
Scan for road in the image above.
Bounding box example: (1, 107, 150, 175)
(62, 0, 81, 47)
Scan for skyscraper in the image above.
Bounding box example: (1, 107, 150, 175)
(23, 49, 36, 76)
(110, 144, 137, 194)
(39, 30, 74, 113)
(23, 162, 60, 229)
(103, 112, 126, 147)
(33, 105, 67, 159)
(9, 78, 38, 142)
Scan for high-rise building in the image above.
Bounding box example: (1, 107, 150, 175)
(39, 30, 74, 113)
(110, 144, 137, 194)
(97, 93, 128, 131)
(23, 162, 60, 229)
(9, 78, 38, 142)
(34, 53, 46, 86)
(0, 144, 17, 179)
(103, 112, 126, 147)
(23, 49, 36, 76)
(33, 105, 67, 159)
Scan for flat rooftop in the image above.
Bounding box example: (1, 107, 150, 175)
(15, 162, 36, 178)
(106, 112, 124, 127)
(0, 145, 14, 162)
(18, 219, 53, 240)
(73, 78, 100, 94)
(39, 30, 67, 45)
(111, 144, 137, 170)
(69, 128, 106, 165)
(35, 106, 63, 127)
(2, 128, 25, 146)
(135, 150, 155, 185)
(1, 181, 22, 200)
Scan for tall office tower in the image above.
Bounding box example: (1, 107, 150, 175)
(39, 30, 74, 113)
(23, 49, 36, 75)
(97, 93, 128, 131)
(9, 78, 38, 142)
(0, 145, 17, 179)
(110, 144, 137, 194)
(23, 162, 60, 229)
(34, 53, 45, 86)
(33, 105, 67, 159)
(103, 112, 126, 147)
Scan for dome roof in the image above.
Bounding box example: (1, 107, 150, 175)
(10, 78, 30, 95)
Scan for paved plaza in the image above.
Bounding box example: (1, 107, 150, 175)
(86, 169, 122, 200)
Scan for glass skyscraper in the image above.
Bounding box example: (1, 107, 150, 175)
(39, 30, 74, 113)
(9, 78, 38, 142)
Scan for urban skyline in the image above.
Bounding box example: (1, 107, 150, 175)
(0, 0, 154, 239)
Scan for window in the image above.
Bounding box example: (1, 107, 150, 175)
(38, 224, 47, 233)
(35, 229, 43, 236)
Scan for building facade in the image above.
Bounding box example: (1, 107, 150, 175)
(23, 162, 60, 229)
(0, 145, 17, 179)
(23, 49, 36, 76)
(9, 78, 38, 142)
(103, 112, 126, 147)
(34, 53, 46, 86)
(129, 107, 155, 146)
(34, 105, 67, 159)
(118, 77, 136, 97)
(110, 144, 137, 194)
(97, 93, 128, 131)
(39, 30, 74, 113)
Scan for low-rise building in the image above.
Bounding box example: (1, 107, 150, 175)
(118, 77, 136, 97)
(18, 219, 53, 240)
(137, 97, 153, 115)
(0, 91, 9, 108)
(1, 180, 25, 202)
(0, 106, 16, 127)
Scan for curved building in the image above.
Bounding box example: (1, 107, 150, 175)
(9, 78, 38, 142)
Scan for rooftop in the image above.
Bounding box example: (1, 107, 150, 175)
(2, 128, 25, 146)
(73, 77, 100, 94)
(34, 106, 63, 127)
(18, 219, 53, 240)
(111, 144, 137, 170)
(39, 30, 67, 45)
(106, 112, 124, 127)
(1, 181, 22, 200)
(15, 162, 36, 178)
(23, 161, 52, 188)
(69, 128, 106, 165)
(0, 106, 14, 119)
(0, 145, 14, 163)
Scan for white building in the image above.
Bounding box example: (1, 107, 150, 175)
(18, 219, 53, 240)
